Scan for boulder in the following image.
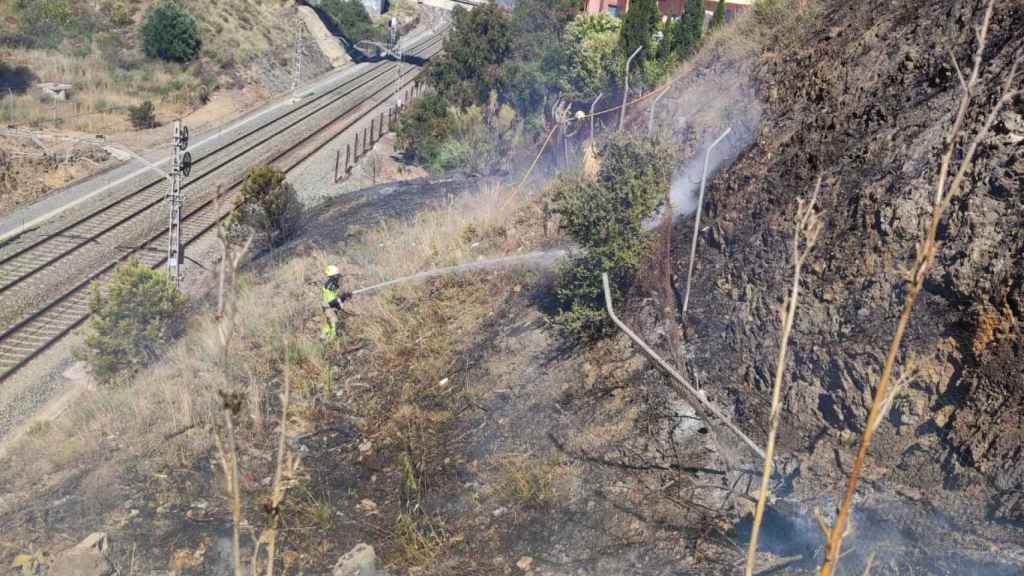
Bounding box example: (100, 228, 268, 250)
(50, 532, 113, 576)
(333, 543, 386, 576)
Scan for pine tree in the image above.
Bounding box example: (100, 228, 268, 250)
(711, 0, 726, 30)
(141, 1, 201, 63)
(618, 0, 660, 61)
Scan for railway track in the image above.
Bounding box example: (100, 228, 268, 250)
(0, 31, 444, 382)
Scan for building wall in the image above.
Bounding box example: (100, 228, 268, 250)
(586, 0, 750, 18)
(658, 0, 685, 18)
(585, 0, 629, 16)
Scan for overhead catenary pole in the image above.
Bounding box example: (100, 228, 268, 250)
(682, 127, 731, 316)
(291, 21, 304, 97)
(619, 46, 643, 131)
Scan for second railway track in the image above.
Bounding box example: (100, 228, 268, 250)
(0, 30, 444, 382)
(0, 32, 441, 299)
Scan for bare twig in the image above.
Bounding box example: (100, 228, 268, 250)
(745, 177, 824, 575)
(214, 392, 245, 576)
(259, 350, 302, 576)
(211, 188, 256, 576)
(215, 188, 255, 367)
(819, 2, 1020, 573)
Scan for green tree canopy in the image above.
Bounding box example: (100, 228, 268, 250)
(673, 0, 705, 57)
(617, 0, 659, 61)
(511, 0, 579, 60)
(428, 5, 513, 107)
(559, 13, 623, 103)
(551, 135, 676, 339)
(395, 93, 453, 165)
(711, 0, 727, 29)
(142, 1, 201, 63)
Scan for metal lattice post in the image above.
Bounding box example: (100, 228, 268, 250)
(167, 120, 184, 285)
(292, 23, 303, 95)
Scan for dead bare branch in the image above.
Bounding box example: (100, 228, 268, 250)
(819, 1, 1018, 572)
(744, 176, 823, 576)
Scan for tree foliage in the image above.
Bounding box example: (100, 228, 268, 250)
(711, 0, 727, 29)
(397, 92, 523, 174)
(320, 0, 381, 44)
(395, 93, 453, 166)
(142, 1, 201, 63)
(618, 0, 659, 61)
(673, 0, 705, 57)
(559, 13, 623, 104)
(551, 135, 675, 339)
(429, 5, 514, 107)
(80, 258, 188, 383)
(13, 0, 88, 49)
(232, 166, 303, 248)
(511, 0, 579, 60)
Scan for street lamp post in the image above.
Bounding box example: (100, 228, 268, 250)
(589, 92, 603, 142)
(619, 46, 643, 131)
(682, 127, 732, 316)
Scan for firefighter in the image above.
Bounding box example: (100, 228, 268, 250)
(321, 265, 353, 339)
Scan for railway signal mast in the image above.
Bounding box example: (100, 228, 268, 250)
(167, 120, 192, 286)
(389, 18, 402, 107)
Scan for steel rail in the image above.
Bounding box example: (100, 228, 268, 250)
(0, 34, 441, 297)
(0, 34, 443, 382)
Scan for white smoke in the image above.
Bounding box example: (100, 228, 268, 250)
(669, 121, 760, 218)
(648, 64, 764, 220)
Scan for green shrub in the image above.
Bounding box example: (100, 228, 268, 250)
(79, 259, 188, 383)
(395, 93, 452, 165)
(397, 93, 523, 175)
(751, 0, 793, 28)
(14, 0, 88, 49)
(559, 13, 623, 104)
(551, 135, 675, 340)
(711, 0, 727, 30)
(142, 1, 201, 63)
(231, 165, 303, 248)
(128, 100, 157, 129)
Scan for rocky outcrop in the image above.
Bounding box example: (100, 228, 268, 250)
(670, 0, 1023, 525)
(49, 532, 112, 576)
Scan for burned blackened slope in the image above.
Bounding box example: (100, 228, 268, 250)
(678, 0, 1024, 525)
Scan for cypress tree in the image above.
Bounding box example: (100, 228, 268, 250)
(675, 0, 704, 57)
(711, 0, 726, 29)
(618, 0, 660, 60)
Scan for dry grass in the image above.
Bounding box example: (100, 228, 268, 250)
(0, 0, 295, 133)
(489, 452, 578, 512)
(0, 181, 551, 560)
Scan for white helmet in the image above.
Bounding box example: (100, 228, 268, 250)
(325, 265, 340, 277)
